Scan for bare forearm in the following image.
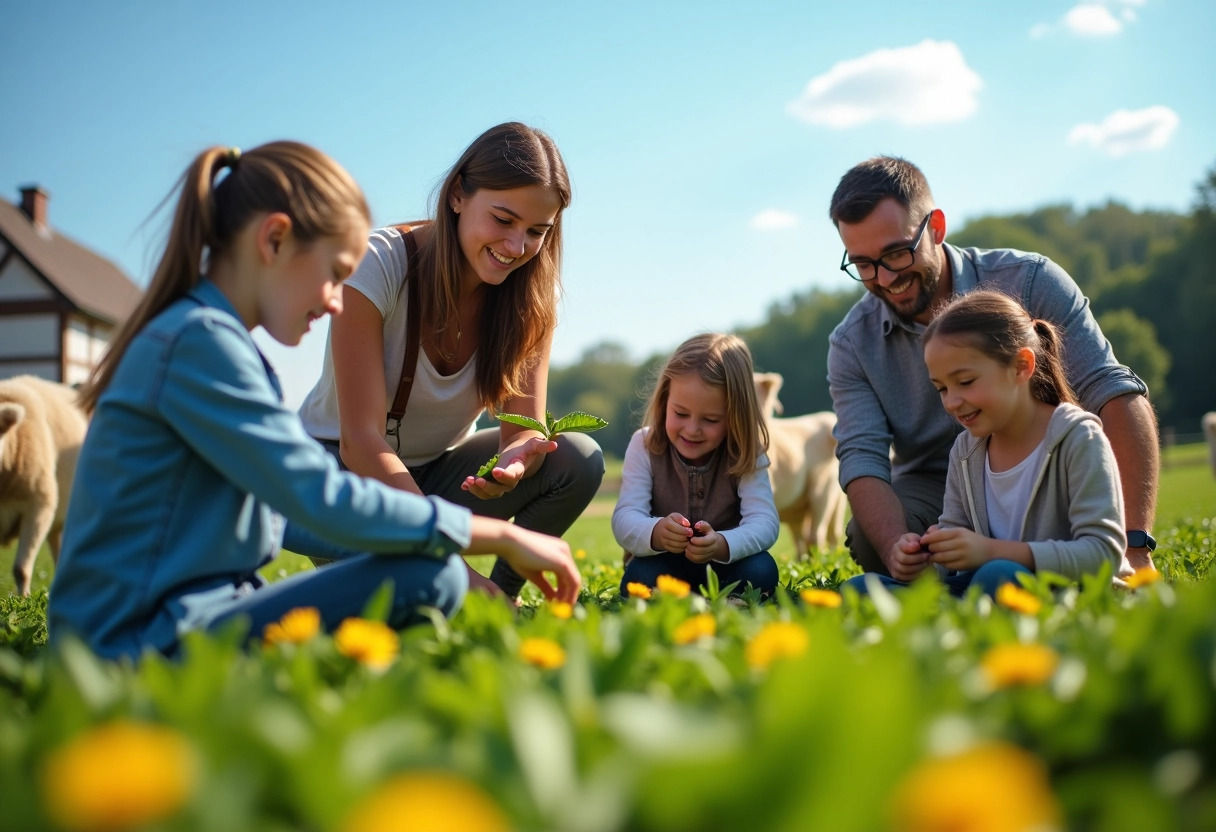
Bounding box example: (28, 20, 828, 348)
(1098, 393, 1158, 531)
(846, 476, 912, 569)
(339, 432, 424, 495)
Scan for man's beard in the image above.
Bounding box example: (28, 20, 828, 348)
(875, 265, 941, 323)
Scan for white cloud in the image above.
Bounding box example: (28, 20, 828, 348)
(750, 209, 799, 231)
(1064, 4, 1123, 36)
(1067, 106, 1179, 157)
(1033, 1, 1149, 38)
(786, 39, 982, 129)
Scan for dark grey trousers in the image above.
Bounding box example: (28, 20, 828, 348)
(317, 428, 605, 596)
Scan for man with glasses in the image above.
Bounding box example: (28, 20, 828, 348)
(826, 156, 1159, 583)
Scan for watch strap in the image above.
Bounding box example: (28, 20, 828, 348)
(1126, 529, 1156, 551)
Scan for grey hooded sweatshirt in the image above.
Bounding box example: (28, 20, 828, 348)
(937, 402, 1129, 581)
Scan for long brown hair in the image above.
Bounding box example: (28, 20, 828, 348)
(416, 122, 570, 409)
(923, 289, 1078, 406)
(642, 333, 769, 477)
(80, 141, 369, 412)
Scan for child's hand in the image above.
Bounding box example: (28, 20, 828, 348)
(651, 513, 694, 554)
(462, 438, 558, 500)
(922, 526, 990, 571)
(886, 532, 932, 581)
(685, 521, 726, 563)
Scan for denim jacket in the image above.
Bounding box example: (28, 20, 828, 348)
(49, 280, 471, 659)
(827, 244, 1148, 491)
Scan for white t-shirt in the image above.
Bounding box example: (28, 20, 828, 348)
(984, 440, 1048, 541)
(298, 227, 483, 467)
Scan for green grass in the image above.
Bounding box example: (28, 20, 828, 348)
(2, 447, 1215, 831)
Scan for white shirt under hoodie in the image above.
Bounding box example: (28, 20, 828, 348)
(936, 402, 1130, 583)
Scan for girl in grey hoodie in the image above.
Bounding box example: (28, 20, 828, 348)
(845, 290, 1127, 597)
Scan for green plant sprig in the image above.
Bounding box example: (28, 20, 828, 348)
(474, 411, 609, 478)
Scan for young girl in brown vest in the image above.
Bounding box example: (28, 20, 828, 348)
(612, 333, 780, 597)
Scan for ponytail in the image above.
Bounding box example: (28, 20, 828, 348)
(1029, 318, 1077, 406)
(80, 142, 368, 412)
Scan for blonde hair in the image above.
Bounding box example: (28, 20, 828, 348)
(80, 141, 369, 412)
(415, 122, 570, 409)
(642, 333, 769, 477)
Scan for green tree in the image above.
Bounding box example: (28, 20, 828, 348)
(1096, 309, 1171, 411)
(737, 287, 861, 417)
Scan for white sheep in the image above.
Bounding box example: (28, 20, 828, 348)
(753, 372, 847, 558)
(1, 376, 89, 595)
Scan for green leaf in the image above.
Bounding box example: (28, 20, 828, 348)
(476, 453, 500, 478)
(550, 411, 610, 435)
(496, 413, 549, 435)
(361, 578, 395, 623)
(545, 411, 557, 436)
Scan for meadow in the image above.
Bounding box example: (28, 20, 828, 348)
(1, 444, 1213, 831)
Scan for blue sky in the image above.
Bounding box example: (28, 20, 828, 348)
(3, 0, 1213, 408)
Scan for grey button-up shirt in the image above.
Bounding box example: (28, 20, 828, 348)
(827, 244, 1147, 490)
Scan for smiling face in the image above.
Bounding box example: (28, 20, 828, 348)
(664, 372, 729, 465)
(924, 335, 1031, 438)
(838, 198, 949, 325)
(449, 184, 562, 293)
(260, 213, 369, 346)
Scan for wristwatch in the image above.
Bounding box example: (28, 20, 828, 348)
(1126, 529, 1157, 551)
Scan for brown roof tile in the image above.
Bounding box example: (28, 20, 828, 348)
(0, 197, 142, 324)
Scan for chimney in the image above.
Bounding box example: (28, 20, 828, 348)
(19, 185, 50, 232)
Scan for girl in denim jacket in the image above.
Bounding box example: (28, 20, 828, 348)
(48, 142, 579, 661)
(612, 333, 780, 598)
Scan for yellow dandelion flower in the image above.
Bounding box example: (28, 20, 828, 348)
(334, 618, 400, 671)
(263, 606, 321, 646)
(1124, 566, 1161, 589)
(339, 771, 512, 832)
(995, 584, 1042, 616)
(519, 637, 566, 669)
(981, 643, 1059, 689)
(575, 548, 587, 560)
(626, 582, 652, 600)
(890, 742, 1061, 832)
(549, 601, 573, 619)
(745, 621, 809, 669)
(655, 574, 691, 598)
(800, 588, 843, 608)
(673, 613, 716, 645)
(41, 720, 195, 832)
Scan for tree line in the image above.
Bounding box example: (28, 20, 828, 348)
(547, 165, 1216, 459)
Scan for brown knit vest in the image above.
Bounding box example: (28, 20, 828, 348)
(649, 445, 742, 531)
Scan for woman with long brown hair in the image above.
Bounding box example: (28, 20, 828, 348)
(50, 140, 580, 661)
(299, 123, 604, 598)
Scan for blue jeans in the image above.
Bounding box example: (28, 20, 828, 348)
(206, 553, 468, 643)
(621, 550, 779, 597)
(842, 559, 1031, 598)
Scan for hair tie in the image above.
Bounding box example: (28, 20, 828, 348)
(226, 147, 241, 168)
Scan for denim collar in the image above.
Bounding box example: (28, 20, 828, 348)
(189, 278, 245, 323)
(187, 278, 284, 403)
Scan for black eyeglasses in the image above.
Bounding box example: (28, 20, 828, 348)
(840, 212, 933, 282)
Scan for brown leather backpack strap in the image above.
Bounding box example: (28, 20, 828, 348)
(385, 225, 422, 451)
